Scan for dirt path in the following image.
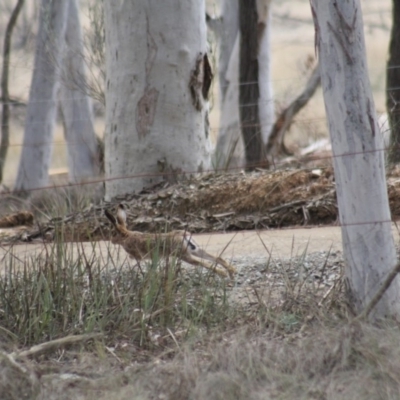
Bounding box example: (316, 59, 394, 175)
(0, 227, 358, 266)
(2, 225, 399, 269)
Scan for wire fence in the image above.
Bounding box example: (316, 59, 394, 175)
(0, 112, 391, 149)
(0, 3, 395, 220)
(0, 92, 392, 187)
(1, 129, 396, 246)
(0, 141, 391, 194)
(0, 81, 395, 150)
(3, 68, 400, 108)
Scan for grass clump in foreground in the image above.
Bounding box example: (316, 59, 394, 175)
(0, 237, 234, 350)
(2, 238, 400, 400)
(121, 320, 400, 400)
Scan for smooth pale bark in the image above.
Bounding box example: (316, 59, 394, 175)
(104, 1, 211, 199)
(311, 0, 400, 318)
(215, 0, 273, 169)
(214, 34, 242, 168)
(60, 0, 100, 182)
(257, 0, 274, 145)
(217, 0, 239, 102)
(207, 0, 241, 169)
(14, 0, 68, 192)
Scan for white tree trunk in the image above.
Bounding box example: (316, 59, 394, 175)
(214, 0, 273, 169)
(214, 34, 242, 169)
(14, 0, 68, 192)
(217, 0, 239, 102)
(311, 0, 400, 318)
(104, 1, 211, 200)
(257, 0, 274, 144)
(60, 0, 100, 182)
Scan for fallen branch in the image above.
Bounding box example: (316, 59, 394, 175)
(11, 332, 102, 360)
(355, 262, 400, 321)
(269, 199, 306, 213)
(266, 64, 321, 159)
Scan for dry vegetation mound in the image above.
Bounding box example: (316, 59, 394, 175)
(2, 166, 400, 244)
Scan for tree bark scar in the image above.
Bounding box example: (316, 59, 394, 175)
(202, 53, 213, 100)
(327, 21, 354, 65)
(136, 88, 159, 139)
(189, 52, 213, 111)
(189, 53, 203, 111)
(136, 16, 159, 139)
(367, 98, 376, 138)
(145, 16, 157, 75)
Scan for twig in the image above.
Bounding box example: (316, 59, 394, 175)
(11, 332, 103, 360)
(0, 350, 28, 373)
(269, 199, 306, 213)
(167, 328, 181, 353)
(318, 284, 335, 307)
(105, 346, 123, 363)
(355, 262, 400, 321)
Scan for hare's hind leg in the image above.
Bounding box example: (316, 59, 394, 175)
(181, 254, 228, 278)
(214, 256, 236, 279)
(188, 247, 236, 278)
(182, 233, 236, 278)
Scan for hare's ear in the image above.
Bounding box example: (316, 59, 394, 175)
(104, 209, 118, 227)
(116, 204, 127, 227)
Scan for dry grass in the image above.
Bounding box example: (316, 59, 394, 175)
(0, 2, 397, 399)
(5, 321, 400, 400)
(121, 321, 400, 400)
(1, 228, 400, 399)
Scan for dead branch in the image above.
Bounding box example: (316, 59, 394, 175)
(355, 262, 400, 321)
(0, 350, 40, 398)
(266, 64, 321, 159)
(11, 333, 102, 360)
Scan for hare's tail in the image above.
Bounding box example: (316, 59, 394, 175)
(182, 232, 236, 278)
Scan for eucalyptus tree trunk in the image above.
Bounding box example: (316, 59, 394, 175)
(0, 0, 25, 184)
(60, 0, 100, 182)
(214, 0, 273, 170)
(208, 0, 241, 169)
(386, 0, 400, 165)
(214, 34, 242, 169)
(216, 0, 239, 102)
(257, 0, 274, 146)
(14, 0, 68, 193)
(238, 0, 273, 169)
(311, 0, 400, 319)
(104, 1, 212, 200)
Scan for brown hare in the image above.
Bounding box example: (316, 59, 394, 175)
(104, 204, 236, 278)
